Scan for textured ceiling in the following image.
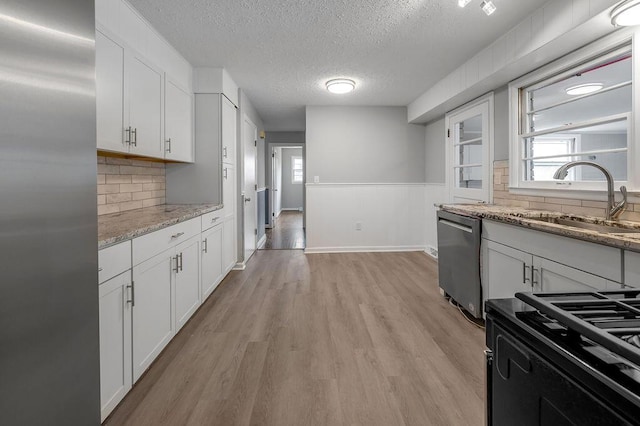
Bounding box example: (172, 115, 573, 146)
(129, 0, 549, 131)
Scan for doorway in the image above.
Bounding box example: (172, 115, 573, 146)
(243, 116, 257, 262)
(261, 146, 305, 250)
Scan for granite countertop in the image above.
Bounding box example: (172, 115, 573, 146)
(438, 203, 640, 252)
(98, 204, 222, 249)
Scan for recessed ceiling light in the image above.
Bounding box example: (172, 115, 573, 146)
(565, 83, 604, 96)
(326, 79, 355, 94)
(611, 0, 640, 26)
(480, 1, 496, 16)
(458, 0, 472, 7)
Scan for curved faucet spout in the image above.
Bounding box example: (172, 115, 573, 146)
(553, 161, 627, 220)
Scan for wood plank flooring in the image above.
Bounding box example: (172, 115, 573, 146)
(261, 211, 305, 250)
(105, 250, 485, 426)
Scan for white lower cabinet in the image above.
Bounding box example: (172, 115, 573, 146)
(132, 249, 174, 382)
(201, 223, 224, 299)
(99, 271, 132, 422)
(223, 216, 237, 272)
(174, 235, 201, 331)
(481, 220, 624, 308)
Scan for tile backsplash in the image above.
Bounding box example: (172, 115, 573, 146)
(493, 160, 640, 222)
(97, 156, 166, 215)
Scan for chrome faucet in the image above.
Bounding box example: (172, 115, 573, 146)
(553, 161, 627, 220)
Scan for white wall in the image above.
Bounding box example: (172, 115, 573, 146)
(305, 106, 427, 252)
(281, 148, 303, 210)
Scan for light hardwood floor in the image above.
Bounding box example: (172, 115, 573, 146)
(105, 250, 485, 426)
(261, 211, 305, 250)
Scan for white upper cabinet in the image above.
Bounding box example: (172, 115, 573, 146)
(127, 51, 164, 158)
(222, 96, 237, 165)
(164, 77, 194, 162)
(96, 30, 126, 153)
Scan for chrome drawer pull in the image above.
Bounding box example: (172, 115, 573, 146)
(171, 232, 185, 239)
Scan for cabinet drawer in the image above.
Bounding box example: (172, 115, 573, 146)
(201, 210, 224, 231)
(99, 241, 132, 284)
(133, 218, 200, 266)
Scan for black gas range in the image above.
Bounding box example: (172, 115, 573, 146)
(485, 290, 640, 426)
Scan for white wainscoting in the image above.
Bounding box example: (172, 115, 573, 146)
(424, 184, 448, 258)
(305, 183, 427, 253)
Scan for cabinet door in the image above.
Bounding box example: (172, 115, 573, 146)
(221, 95, 237, 165)
(174, 236, 201, 331)
(132, 250, 173, 382)
(483, 240, 532, 301)
(99, 271, 132, 421)
(223, 216, 237, 273)
(164, 78, 193, 162)
(127, 52, 163, 159)
(533, 257, 608, 293)
(96, 30, 127, 153)
(222, 163, 236, 218)
(202, 224, 223, 300)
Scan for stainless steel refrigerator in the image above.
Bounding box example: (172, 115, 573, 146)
(0, 1, 100, 424)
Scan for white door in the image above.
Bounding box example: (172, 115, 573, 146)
(483, 240, 532, 300)
(96, 30, 126, 153)
(201, 224, 223, 299)
(446, 95, 493, 203)
(174, 236, 201, 332)
(164, 78, 193, 162)
(132, 250, 173, 382)
(273, 147, 282, 223)
(98, 272, 132, 422)
(127, 51, 163, 158)
(243, 117, 257, 262)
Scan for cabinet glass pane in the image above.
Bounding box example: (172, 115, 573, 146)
(457, 165, 483, 189)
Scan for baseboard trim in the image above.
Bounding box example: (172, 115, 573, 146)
(304, 246, 426, 254)
(232, 262, 246, 271)
(425, 246, 438, 260)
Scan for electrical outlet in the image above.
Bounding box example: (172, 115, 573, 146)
(314, 176, 320, 183)
(355, 222, 362, 231)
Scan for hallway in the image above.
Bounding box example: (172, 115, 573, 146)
(261, 211, 305, 250)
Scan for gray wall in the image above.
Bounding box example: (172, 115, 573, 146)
(281, 147, 303, 209)
(425, 118, 446, 183)
(306, 106, 426, 183)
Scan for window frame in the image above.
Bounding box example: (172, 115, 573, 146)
(508, 29, 639, 196)
(291, 155, 303, 184)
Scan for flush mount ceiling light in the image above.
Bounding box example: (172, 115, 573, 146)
(611, 0, 640, 26)
(326, 78, 355, 94)
(458, 0, 472, 7)
(480, 1, 496, 16)
(565, 83, 604, 96)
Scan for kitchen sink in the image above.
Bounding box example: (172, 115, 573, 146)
(528, 216, 640, 234)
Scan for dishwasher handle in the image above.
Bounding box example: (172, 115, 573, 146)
(438, 217, 473, 233)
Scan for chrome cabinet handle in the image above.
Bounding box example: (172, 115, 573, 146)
(173, 255, 180, 273)
(224, 168, 228, 179)
(171, 232, 185, 239)
(203, 238, 208, 253)
(127, 282, 135, 307)
(223, 146, 227, 158)
(178, 252, 183, 272)
(211, 216, 220, 223)
(125, 126, 132, 145)
(98, 267, 103, 272)
(523, 264, 530, 285)
(165, 138, 172, 153)
(532, 267, 539, 288)
(131, 128, 137, 146)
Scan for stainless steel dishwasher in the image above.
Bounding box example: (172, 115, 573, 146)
(436, 210, 482, 318)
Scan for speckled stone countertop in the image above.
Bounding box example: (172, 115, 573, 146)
(438, 203, 640, 252)
(98, 204, 222, 249)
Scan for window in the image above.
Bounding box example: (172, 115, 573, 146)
(291, 156, 303, 184)
(510, 36, 635, 192)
